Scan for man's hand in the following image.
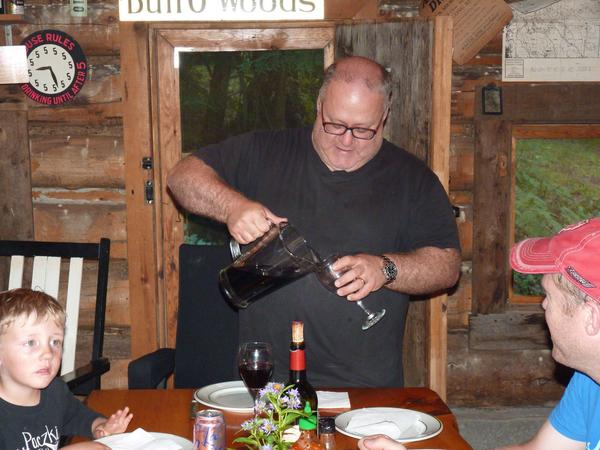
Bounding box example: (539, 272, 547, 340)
(92, 407, 133, 438)
(331, 254, 386, 301)
(358, 435, 407, 450)
(226, 198, 286, 244)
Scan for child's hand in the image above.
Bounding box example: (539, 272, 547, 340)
(93, 407, 133, 438)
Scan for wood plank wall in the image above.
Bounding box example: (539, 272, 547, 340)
(0, 0, 129, 388)
(0, 0, 574, 403)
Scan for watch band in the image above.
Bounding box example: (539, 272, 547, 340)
(381, 254, 398, 285)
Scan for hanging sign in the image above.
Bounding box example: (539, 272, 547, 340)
(119, 0, 324, 21)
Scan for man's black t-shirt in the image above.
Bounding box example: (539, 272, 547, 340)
(0, 378, 101, 450)
(195, 127, 460, 387)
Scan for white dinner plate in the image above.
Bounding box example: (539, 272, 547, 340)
(96, 431, 193, 449)
(335, 407, 443, 443)
(194, 380, 254, 413)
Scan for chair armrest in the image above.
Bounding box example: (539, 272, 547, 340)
(128, 348, 175, 389)
(61, 357, 110, 394)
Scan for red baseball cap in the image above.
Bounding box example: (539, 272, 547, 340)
(510, 217, 600, 303)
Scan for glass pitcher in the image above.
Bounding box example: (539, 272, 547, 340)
(219, 222, 320, 308)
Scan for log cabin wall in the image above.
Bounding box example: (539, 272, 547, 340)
(0, 0, 129, 387)
(0, 0, 581, 403)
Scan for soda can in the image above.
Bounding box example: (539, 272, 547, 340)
(193, 409, 225, 450)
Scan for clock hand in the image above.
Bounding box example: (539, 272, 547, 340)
(35, 66, 59, 86)
(48, 67, 58, 86)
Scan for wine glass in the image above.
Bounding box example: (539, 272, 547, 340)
(237, 341, 274, 406)
(315, 254, 386, 330)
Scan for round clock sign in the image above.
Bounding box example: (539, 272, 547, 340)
(21, 29, 87, 106)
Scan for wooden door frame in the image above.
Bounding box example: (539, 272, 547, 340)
(152, 23, 336, 353)
(121, 17, 453, 397)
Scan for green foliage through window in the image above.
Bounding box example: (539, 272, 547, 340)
(513, 138, 600, 296)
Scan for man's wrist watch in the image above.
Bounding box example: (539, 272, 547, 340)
(381, 254, 398, 285)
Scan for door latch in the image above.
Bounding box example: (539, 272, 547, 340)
(144, 180, 154, 204)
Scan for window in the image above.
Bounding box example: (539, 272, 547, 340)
(510, 126, 600, 303)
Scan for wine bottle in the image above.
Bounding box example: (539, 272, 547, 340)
(288, 320, 318, 413)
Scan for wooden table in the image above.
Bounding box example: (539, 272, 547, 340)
(84, 387, 472, 450)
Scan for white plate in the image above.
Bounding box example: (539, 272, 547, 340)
(194, 380, 254, 413)
(96, 431, 193, 449)
(335, 407, 443, 443)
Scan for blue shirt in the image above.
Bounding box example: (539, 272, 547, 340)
(549, 371, 600, 450)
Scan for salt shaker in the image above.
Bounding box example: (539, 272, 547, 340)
(318, 416, 336, 450)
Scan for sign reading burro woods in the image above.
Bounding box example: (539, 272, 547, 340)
(119, 0, 324, 21)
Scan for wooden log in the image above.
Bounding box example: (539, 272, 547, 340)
(75, 326, 131, 389)
(469, 311, 549, 351)
(59, 258, 129, 327)
(33, 203, 127, 254)
(10, 24, 119, 56)
(501, 84, 600, 122)
(25, 1, 118, 26)
(30, 135, 124, 188)
(75, 326, 130, 366)
(447, 330, 567, 406)
(102, 359, 130, 389)
(28, 103, 122, 124)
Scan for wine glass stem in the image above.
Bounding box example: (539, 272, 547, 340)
(356, 300, 373, 317)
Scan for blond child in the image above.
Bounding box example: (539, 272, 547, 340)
(0, 288, 133, 449)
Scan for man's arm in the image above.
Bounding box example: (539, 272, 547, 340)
(333, 247, 461, 301)
(494, 420, 585, 450)
(167, 155, 285, 243)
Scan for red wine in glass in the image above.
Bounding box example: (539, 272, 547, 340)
(239, 361, 274, 394)
(237, 342, 274, 402)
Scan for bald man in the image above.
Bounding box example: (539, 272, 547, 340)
(167, 56, 460, 387)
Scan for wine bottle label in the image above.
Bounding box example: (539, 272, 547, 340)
(289, 349, 306, 370)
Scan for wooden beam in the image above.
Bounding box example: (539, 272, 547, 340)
(120, 22, 161, 357)
(427, 15, 453, 401)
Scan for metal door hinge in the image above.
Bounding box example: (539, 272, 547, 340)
(141, 157, 153, 170)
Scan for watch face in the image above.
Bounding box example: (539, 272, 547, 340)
(20, 30, 87, 105)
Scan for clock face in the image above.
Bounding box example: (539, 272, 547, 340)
(28, 44, 76, 95)
(21, 30, 87, 106)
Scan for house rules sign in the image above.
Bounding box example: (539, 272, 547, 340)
(119, 0, 324, 21)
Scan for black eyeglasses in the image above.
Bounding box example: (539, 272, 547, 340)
(321, 108, 386, 141)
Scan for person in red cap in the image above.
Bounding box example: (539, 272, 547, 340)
(357, 217, 600, 450)
(493, 216, 600, 450)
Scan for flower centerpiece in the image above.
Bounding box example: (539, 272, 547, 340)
(234, 382, 310, 450)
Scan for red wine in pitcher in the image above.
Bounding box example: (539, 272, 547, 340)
(220, 265, 303, 309)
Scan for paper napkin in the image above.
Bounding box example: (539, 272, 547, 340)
(98, 428, 183, 450)
(316, 391, 351, 409)
(346, 410, 425, 439)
